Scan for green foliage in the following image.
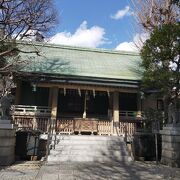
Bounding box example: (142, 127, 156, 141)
(143, 109, 164, 131)
(140, 23, 180, 95)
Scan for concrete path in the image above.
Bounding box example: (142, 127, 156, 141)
(36, 161, 180, 180)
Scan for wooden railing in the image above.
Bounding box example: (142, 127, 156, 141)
(56, 119, 74, 134)
(11, 105, 143, 136)
(118, 121, 137, 136)
(56, 118, 113, 135)
(36, 117, 49, 132)
(12, 105, 51, 132)
(98, 120, 112, 135)
(13, 116, 49, 132)
(120, 111, 144, 118)
(13, 116, 141, 136)
(11, 105, 51, 117)
(55, 119, 140, 136)
(13, 116, 34, 129)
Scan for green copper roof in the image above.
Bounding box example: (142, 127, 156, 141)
(17, 41, 143, 81)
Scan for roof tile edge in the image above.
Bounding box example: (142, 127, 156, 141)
(16, 40, 140, 56)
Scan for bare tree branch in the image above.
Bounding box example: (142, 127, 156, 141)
(131, 0, 180, 32)
(0, 0, 58, 95)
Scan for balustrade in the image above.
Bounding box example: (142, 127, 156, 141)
(12, 105, 142, 136)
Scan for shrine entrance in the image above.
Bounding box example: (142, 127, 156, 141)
(57, 89, 109, 120)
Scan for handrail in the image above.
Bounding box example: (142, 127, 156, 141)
(12, 106, 143, 118)
(119, 111, 144, 118)
(124, 124, 133, 143)
(12, 105, 51, 108)
(45, 118, 52, 161)
(11, 105, 51, 117)
(45, 118, 57, 161)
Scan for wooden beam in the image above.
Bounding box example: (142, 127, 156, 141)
(37, 83, 138, 93)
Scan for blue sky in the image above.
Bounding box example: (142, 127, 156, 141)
(50, 0, 143, 51)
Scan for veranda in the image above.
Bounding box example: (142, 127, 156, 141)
(12, 81, 143, 136)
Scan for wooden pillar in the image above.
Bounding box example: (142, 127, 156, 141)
(15, 81, 21, 105)
(49, 87, 58, 138)
(113, 91, 119, 135)
(48, 88, 53, 107)
(33, 106, 37, 130)
(108, 93, 113, 119)
(137, 92, 142, 117)
(108, 93, 114, 135)
(83, 91, 87, 119)
(50, 87, 59, 119)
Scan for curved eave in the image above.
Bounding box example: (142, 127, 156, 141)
(17, 71, 141, 89)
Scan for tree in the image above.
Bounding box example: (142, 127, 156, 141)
(131, 0, 180, 32)
(131, 0, 180, 124)
(140, 23, 180, 123)
(0, 0, 57, 96)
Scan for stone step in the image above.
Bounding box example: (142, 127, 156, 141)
(44, 135, 124, 143)
(56, 135, 124, 141)
(48, 135, 131, 163)
(49, 149, 128, 156)
(51, 142, 126, 151)
(55, 140, 125, 146)
(48, 155, 131, 163)
(54, 144, 127, 151)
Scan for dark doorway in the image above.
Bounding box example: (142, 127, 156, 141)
(20, 81, 49, 106)
(119, 93, 137, 111)
(57, 89, 85, 118)
(86, 91, 109, 118)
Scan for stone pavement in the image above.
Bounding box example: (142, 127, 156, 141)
(0, 161, 180, 180)
(0, 161, 41, 180)
(35, 161, 180, 180)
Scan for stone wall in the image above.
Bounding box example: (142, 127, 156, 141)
(0, 128, 16, 165)
(160, 126, 180, 167)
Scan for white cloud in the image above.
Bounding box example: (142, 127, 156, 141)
(49, 21, 107, 48)
(116, 42, 138, 52)
(111, 6, 133, 20)
(115, 33, 149, 52)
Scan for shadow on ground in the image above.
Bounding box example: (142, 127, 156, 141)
(0, 161, 41, 180)
(35, 137, 180, 180)
(36, 161, 180, 180)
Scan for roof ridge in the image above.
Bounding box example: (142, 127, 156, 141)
(16, 40, 140, 56)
